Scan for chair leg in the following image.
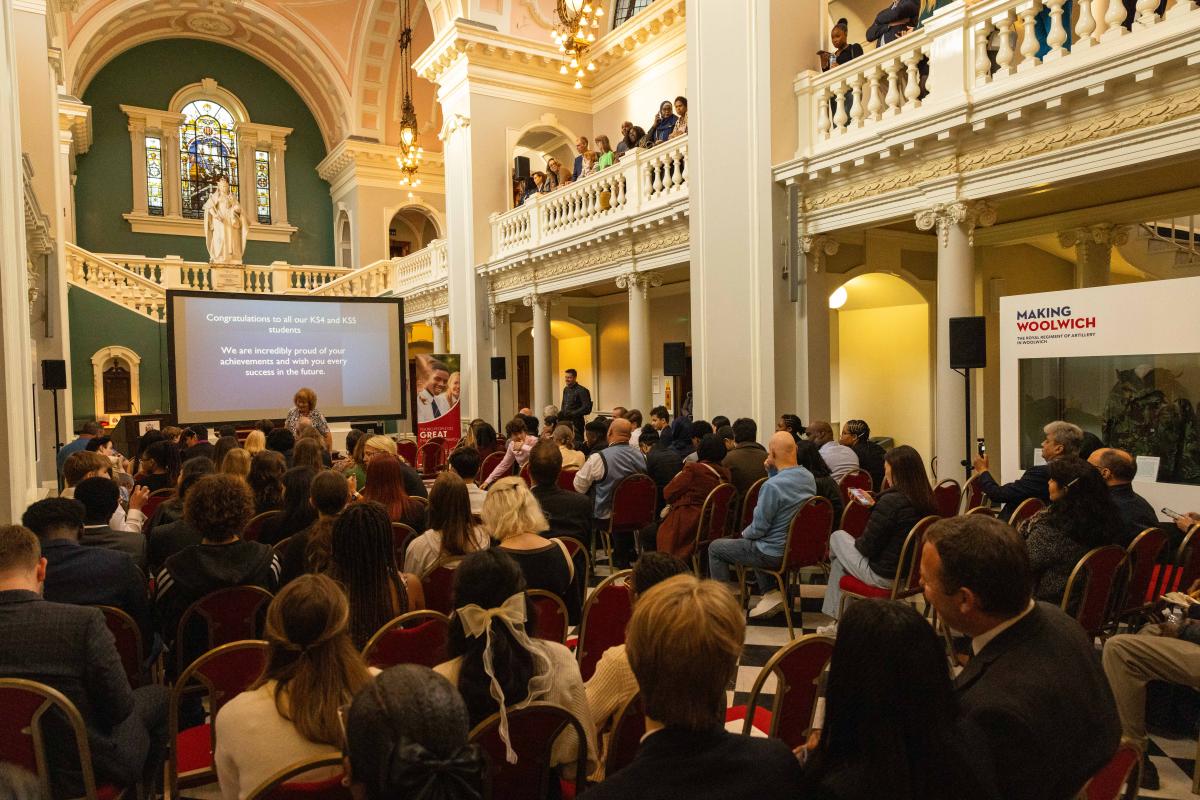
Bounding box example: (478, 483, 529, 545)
(735, 565, 748, 610)
(1193, 733, 1200, 796)
(780, 577, 795, 639)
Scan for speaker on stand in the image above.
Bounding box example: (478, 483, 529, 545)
(41, 359, 68, 490)
(949, 317, 987, 478)
(490, 357, 507, 432)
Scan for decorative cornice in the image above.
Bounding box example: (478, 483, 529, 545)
(316, 137, 446, 192)
(1057, 223, 1131, 249)
(439, 113, 471, 142)
(487, 299, 517, 329)
(615, 270, 663, 300)
(590, 0, 687, 70)
(413, 20, 563, 86)
(914, 200, 997, 246)
(58, 98, 92, 157)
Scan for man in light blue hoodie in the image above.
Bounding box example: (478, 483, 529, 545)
(709, 431, 816, 619)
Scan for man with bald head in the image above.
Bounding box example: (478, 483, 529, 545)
(575, 417, 647, 567)
(709, 432, 817, 618)
(1089, 447, 1158, 546)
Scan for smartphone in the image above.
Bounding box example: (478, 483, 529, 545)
(977, 437, 987, 457)
(848, 487, 876, 507)
(1162, 507, 1184, 520)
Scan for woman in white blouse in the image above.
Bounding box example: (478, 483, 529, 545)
(404, 471, 490, 577)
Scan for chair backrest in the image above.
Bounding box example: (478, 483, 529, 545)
(576, 570, 633, 681)
(408, 495, 430, 521)
(839, 498, 873, 539)
(559, 535, 591, 603)
(527, 590, 570, 644)
(246, 754, 349, 800)
(1081, 742, 1140, 800)
(396, 439, 419, 466)
(96, 605, 144, 688)
(0, 678, 103, 800)
(557, 467, 579, 492)
(604, 694, 646, 777)
(362, 610, 451, 670)
(959, 473, 986, 515)
(608, 473, 658, 532)
(421, 557, 463, 615)
(891, 516, 941, 598)
(740, 634, 835, 748)
(1120, 527, 1169, 614)
(149, 487, 177, 498)
(520, 463, 533, 487)
(273, 535, 293, 561)
(781, 497, 835, 572)
(740, 476, 767, 530)
(418, 441, 444, 475)
(243, 510, 282, 542)
(1175, 523, 1200, 591)
(837, 469, 873, 507)
(141, 494, 170, 520)
(1008, 497, 1044, 528)
(1061, 545, 1127, 637)
(176, 585, 274, 675)
(694, 482, 738, 550)
(391, 522, 418, 569)
(964, 505, 998, 517)
(478, 450, 506, 484)
(932, 479, 961, 518)
(469, 702, 588, 800)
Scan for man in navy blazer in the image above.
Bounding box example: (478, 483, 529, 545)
(571, 136, 589, 181)
(972, 420, 1083, 521)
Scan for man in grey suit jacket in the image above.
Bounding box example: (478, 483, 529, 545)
(0, 525, 167, 796)
(75, 476, 146, 570)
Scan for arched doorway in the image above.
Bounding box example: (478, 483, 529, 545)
(513, 318, 595, 414)
(510, 123, 576, 208)
(830, 272, 932, 457)
(388, 206, 441, 258)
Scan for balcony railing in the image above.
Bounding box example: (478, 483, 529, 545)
(489, 134, 689, 261)
(101, 252, 353, 294)
(311, 240, 448, 298)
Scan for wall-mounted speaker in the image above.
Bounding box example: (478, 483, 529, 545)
(490, 356, 507, 381)
(949, 317, 987, 369)
(41, 359, 67, 390)
(663, 343, 686, 376)
(513, 156, 531, 182)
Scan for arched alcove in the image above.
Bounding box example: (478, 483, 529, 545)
(91, 346, 142, 422)
(388, 205, 443, 258)
(513, 317, 596, 414)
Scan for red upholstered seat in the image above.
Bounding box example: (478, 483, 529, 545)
(576, 570, 633, 681)
(528, 590, 570, 644)
(175, 723, 213, 774)
(838, 574, 891, 598)
(421, 558, 462, 616)
(362, 611, 450, 670)
(469, 702, 589, 800)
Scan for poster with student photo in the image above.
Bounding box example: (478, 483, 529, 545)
(413, 353, 461, 447)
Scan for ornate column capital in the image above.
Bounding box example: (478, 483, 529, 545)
(615, 271, 663, 300)
(1057, 223, 1131, 249)
(487, 301, 516, 330)
(915, 200, 997, 247)
(439, 113, 471, 142)
(800, 235, 840, 273)
(522, 291, 556, 312)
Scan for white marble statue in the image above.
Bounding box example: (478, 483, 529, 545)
(203, 176, 247, 265)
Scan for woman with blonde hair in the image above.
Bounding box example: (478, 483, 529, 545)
(243, 429, 266, 456)
(553, 424, 585, 468)
(220, 447, 251, 479)
(484, 476, 579, 623)
(214, 574, 372, 799)
(286, 387, 332, 451)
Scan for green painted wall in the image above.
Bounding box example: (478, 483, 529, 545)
(69, 286, 170, 429)
(77, 39, 333, 265)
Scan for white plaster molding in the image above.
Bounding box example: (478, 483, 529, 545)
(168, 78, 251, 122)
(800, 234, 839, 272)
(121, 213, 298, 242)
(914, 200, 997, 247)
(615, 270, 662, 300)
(1057, 223, 1132, 248)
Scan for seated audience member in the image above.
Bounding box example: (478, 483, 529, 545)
(436, 550, 597, 774)
(668, 96, 688, 139)
(1016, 456, 1121, 604)
(649, 435, 731, 558)
(362, 435, 429, 498)
(266, 428, 297, 465)
(258, 466, 319, 546)
(146, 457, 215, 573)
(973, 420, 1082, 520)
(345, 666, 486, 799)
(818, 18, 864, 71)
(709, 432, 815, 620)
(487, 475, 582, 622)
(470, 420, 502, 458)
(576, 418, 649, 568)
(181, 425, 216, 463)
(619, 125, 646, 159)
(84, 434, 118, 460)
(614, 121, 634, 155)
(819, 445, 936, 629)
(129, 428, 165, 478)
(521, 412, 542, 438)
(334, 429, 364, 471)
(802, 599, 999, 800)
(75, 476, 146, 570)
(155, 474, 281, 664)
(22, 498, 150, 643)
(543, 404, 561, 434)
(481, 418, 536, 488)
(292, 435, 326, 472)
(840, 418, 885, 491)
(404, 472, 489, 578)
(447, 447, 487, 513)
(248, 449, 287, 514)
(361, 454, 426, 531)
(1103, 597, 1200, 790)
(215, 574, 371, 797)
(596, 135, 616, 169)
(639, 426, 684, 513)
(585, 574, 802, 800)
(329, 502, 424, 649)
(554, 424, 587, 469)
(865, 0, 919, 46)
(714, 427, 736, 452)
(649, 406, 672, 436)
(571, 136, 589, 181)
(722, 418, 768, 499)
(546, 158, 569, 191)
(212, 436, 239, 475)
(1078, 430, 1104, 460)
(161, 425, 184, 444)
(528, 440, 594, 546)
(281, 470, 351, 583)
(585, 553, 690, 776)
(64, 450, 150, 533)
(681, 420, 713, 464)
(0, 525, 168, 797)
(626, 410, 644, 445)
(243, 429, 266, 456)
(1087, 448, 1158, 546)
(648, 100, 678, 144)
(921, 515, 1120, 800)
(710, 415, 731, 430)
(582, 418, 611, 458)
(57, 419, 101, 477)
(253, 419, 275, 437)
(135, 439, 180, 493)
(220, 447, 251, 479)
(777, 413, 805, 446)
(796, 439, 844, 523)
(806, 420, 860, 481)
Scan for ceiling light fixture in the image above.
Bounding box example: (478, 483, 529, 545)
(551, 0, 602, 90)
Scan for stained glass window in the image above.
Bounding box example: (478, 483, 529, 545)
(612, 0, 654, 26)
(254, 150, 271, 224)
(145, 136, 164, 216)
(179, 100, 239, 219)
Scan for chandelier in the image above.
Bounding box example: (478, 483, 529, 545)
(551, 0, 603, 90)
(396, 0, 423, 186)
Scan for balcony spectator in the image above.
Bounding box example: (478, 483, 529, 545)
(619, 125, 646, 160)
(581, 150, 599, 178)
(819, 19, 864, 71)
(615, 121, 635, 156)
(865, 0, 919, 46)
(668, 97, 688, 139)
(596, 135, 616, 169)
(572, 136, 589, 181)
(649, 100, 678, 144)
(522, 173, 544, 205)
(542, 157, 564, 192)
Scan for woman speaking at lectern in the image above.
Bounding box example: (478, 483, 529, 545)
(285, 387, 333, 451)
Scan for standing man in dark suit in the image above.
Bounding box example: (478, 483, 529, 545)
(865, 0, 920, 45)
(528, 440, 593, 546)
(74, 477, 147, 571)
(921, 515, 1120, 800)
(972, 420, 1082, 521)
(571, 136, 589, 182)
(1088, 448, 1159, 546)
(0, 525, 168, 797)
(560, 368, 593, 441)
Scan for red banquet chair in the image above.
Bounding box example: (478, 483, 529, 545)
(0, 677, 136, 800)
(396, 439, 419, 466)
(169, 640, 270, 799)
(932, 479, 961, 518)
(361, 610, 451, 670)
(740, 477, 768, 530)
(469, 702, 589, 800)
(839, 515, 940, 615)
(421, 557, 463, 616)
(1080, 742, 1141, 800)
(175, 585, 273, 677)
(1008, 497, 1044, 528)
(246, 754, 350, 800)
(477, 450, 506, 485)
(603, 474, 658, 565)
(1061, 545, 1127, 640)
(243, 510, 281, 542)
(528, 590, 570, 644)
(605, 694, 647, 777)
(96, 605, 146, 688)
(839, 496, 873, 539)
(140, 494, 171, 522)
(1175, 523, 1200, 591)
(418, 441, 444, 477)
(837, 470, 873, 508)
(558, 467, 580, 492)
(391, 522, 418, 570)
(740, 497, 834, 638)
(959, 473, 986, 515)
(691, 482, 738, 577)
(1114, 527, 1169, 624)
(965, 505, 998, 518)
(520, 463, 533, 487)
(730, 633, 835, 748)
(576, 569, 634, 681)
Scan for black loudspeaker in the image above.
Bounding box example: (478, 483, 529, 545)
(949, 317, 987, 369)
(663, 342, 686, 376)
(41, 359, 67, 390)
(513, 156, 531, 181)
(490, 356, 507, 381)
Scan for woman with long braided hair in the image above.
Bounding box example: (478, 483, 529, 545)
(328, 501, 425, 648)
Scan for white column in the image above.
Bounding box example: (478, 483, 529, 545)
(798, 235, 839, 423)
(162, 126, 181, 218)
(617, 271, 661, 411)
(128, 119, 148, 215)
(1058, 224, 1130, 289)
(429, 316, 447, 353)
(524, 292, 552, 416)
(916, 200, 995, 482)
(272, 140, 289, 225)
(489, 301, 515, 424)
